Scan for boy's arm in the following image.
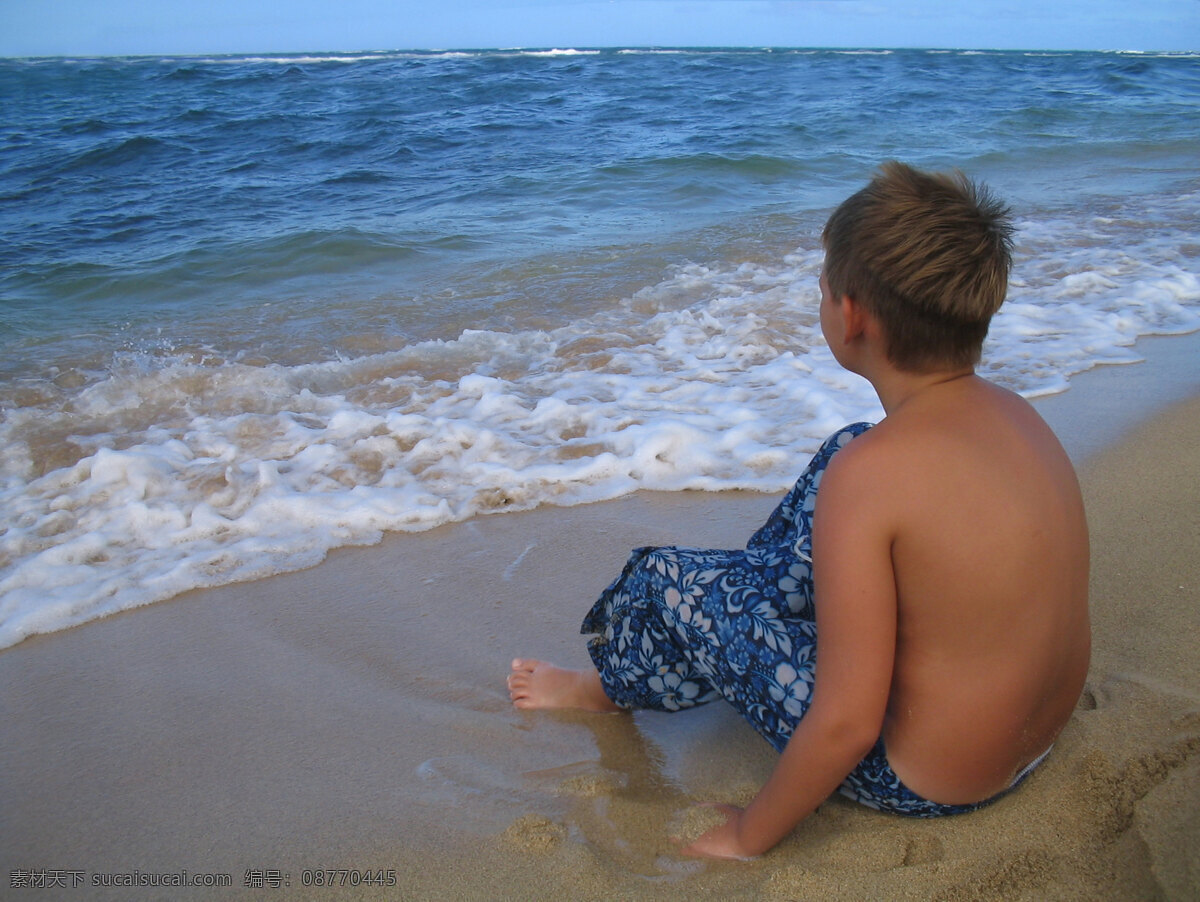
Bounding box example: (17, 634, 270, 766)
(684, 441, 898, 859)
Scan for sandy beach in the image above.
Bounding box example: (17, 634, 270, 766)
(3, 332, 1199, 900)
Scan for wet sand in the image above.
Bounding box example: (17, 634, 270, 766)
(3, 332, 1199, 900)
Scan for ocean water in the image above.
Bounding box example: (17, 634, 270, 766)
(1, 48, 1198, 648)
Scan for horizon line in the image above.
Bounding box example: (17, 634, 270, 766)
(3, 45, 1193, 62)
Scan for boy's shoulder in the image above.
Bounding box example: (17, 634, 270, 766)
(856, 377, 1045, 451)
(823, 378, 1067, 512)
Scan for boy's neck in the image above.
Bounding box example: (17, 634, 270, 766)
(867, 364, 978, 416)
(830, 296, 981, 415)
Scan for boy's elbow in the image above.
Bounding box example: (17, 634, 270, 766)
(814, 704, 884, 760)
(838, 722, 881, 761)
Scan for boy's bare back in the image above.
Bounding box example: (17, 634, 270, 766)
(823, 373, 1090, 805)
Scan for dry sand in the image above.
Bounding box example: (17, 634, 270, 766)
(3, 334, 1199, 900)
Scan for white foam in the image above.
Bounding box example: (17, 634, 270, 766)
(1, 198, 1198, 648)
(518, 49, 603, 57)
(228, 55, 388, 64)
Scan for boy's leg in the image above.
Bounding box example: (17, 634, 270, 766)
(582, 544, 817, 750)
(746, 422, 874, 620)
(579, 423, 874, 748)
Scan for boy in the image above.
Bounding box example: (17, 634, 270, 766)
(508, 161, 1091, 860)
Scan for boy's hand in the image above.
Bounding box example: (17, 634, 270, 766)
(678, 804, 758, 861)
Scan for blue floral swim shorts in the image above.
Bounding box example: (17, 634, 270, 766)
(582, 422, 1038, 817)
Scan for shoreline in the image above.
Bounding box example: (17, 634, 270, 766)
(1028, 329, 1200, 462)
(3, 330, 1199, 899)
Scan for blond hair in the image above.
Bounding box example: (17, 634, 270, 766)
(822, 161, 1014, 372)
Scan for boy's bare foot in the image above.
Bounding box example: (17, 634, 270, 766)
(507, 659, 624, 713)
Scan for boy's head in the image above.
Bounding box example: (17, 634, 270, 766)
(822, 161, 1014, 372)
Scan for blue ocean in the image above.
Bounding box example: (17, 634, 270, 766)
(1, 48, 1198, 647)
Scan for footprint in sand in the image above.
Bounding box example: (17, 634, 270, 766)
(415, 755, 527, 806)
(500, 813, 568, 852)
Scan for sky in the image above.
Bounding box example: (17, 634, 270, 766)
(3, 0, 1198, 58)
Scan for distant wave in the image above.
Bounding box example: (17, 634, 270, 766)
(517, 48, 603, 57)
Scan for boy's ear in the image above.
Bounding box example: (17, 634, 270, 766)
(839, 293, 870, 342)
